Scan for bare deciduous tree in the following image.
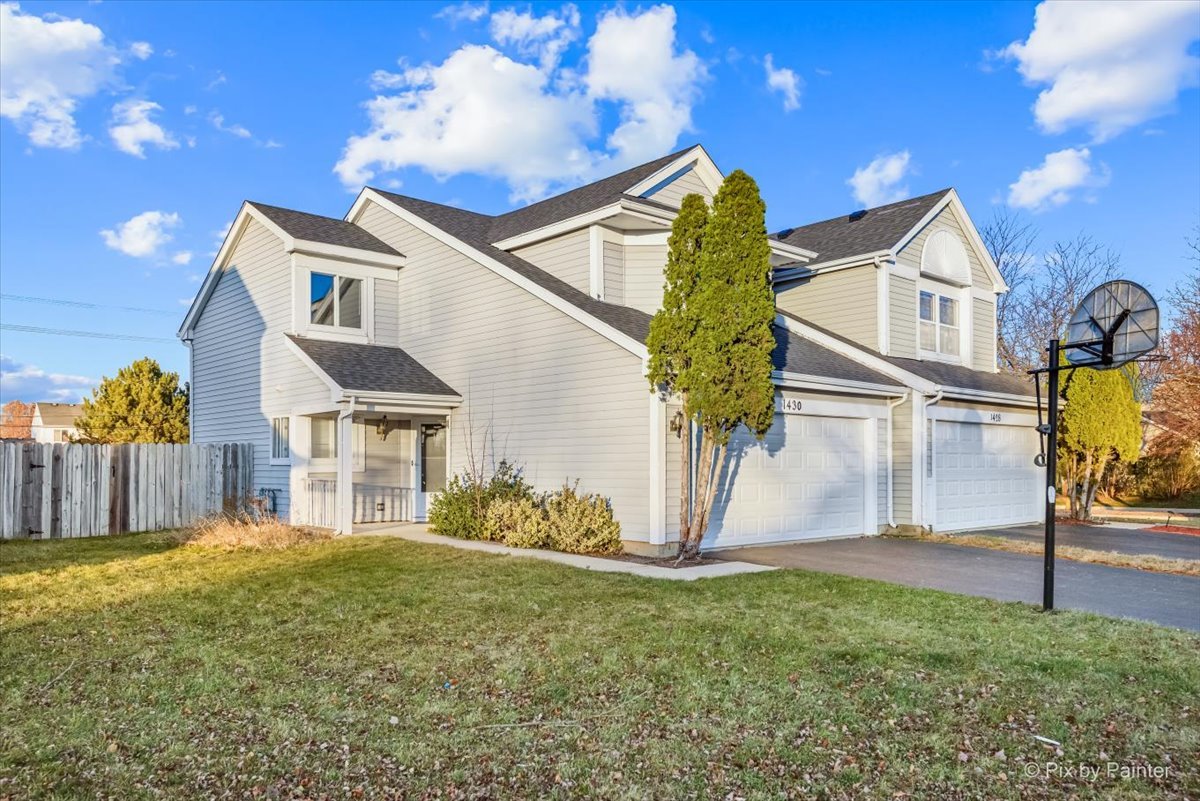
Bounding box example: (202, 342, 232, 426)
(980, 210, 1038, 372)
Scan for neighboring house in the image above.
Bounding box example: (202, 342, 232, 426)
(179, 145, 1042, 553)
(30, 403, 84, 443)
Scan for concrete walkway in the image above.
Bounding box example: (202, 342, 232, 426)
(974, 523, 1200, 561)
(714, 537, 1200, 631)
(353, 524, 777, 582)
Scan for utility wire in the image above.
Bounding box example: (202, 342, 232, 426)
(0, 293, 178, 316)
(0, 324, 174, 344)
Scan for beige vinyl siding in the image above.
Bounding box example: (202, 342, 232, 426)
(645, 167, 713, 208)
(190, 219, 332, 519)
(375, 278, 400, 346)
(891, 395, 914, 525)
(972, 296, 996, 371)
(354, 201, 653, 540)
(624, 243, 668, 314)
(603, 240, 624, 305)
(511, 229, 591, 294)
(775, 266, 878, 350)
(895, 205, 992, 288)
(888, 275, 918, 358)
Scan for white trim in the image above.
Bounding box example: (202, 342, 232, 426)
(648, 396, 667, 545)
(864, 417, 880, 535)
(491, 198, 675, 251)
(588, 225, 624, 300)
(769, 239, 819, 262)
(777, 250, 889, 277)
(927, 406, 1039, 427)
(919, 228, 972, 287)
(876, 263, 889, 354)
(774, 392, 890, 420)
(269, 415, 292, 466)
(292, 257, 377, 343)
(349, 190, 649, 358)
(911, 394, 925, 527)
(773, 371, 905, 399)
(626, 145, 724, 198)
(939, 387, 1039, 407)
(894, 189, 1007, 292)
(292, 240, 405, 268)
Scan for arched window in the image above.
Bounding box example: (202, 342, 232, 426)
(920, 229, 971, 285)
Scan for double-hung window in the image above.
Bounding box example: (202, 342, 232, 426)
(310, 272, 363, 330)
(271, 417, 290, 463)
(919, 290, 960, 358)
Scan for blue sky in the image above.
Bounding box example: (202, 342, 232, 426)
(2, 0, 1198, 403)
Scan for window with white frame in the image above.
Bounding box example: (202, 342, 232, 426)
(271, 417, 290, 462)
(309, 417, 366, 469)
(919, 290, 960, 357)
(310, 272, 363, 329)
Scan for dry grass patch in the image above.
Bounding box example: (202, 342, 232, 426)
(162, 514, 332, 551)
(919, 532, 1200, 576)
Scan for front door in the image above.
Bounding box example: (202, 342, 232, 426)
(415, 422, 447, 520)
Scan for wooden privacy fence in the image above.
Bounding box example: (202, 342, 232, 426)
(0, 442, 254, 540)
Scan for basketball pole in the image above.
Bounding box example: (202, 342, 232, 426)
(1043, 338, 1059, 612)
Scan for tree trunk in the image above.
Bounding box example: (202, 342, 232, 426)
(693, 441, 723, 547)
(682, 432, 715, 559)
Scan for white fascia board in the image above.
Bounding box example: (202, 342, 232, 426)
(938, 387, 1039, 408)
(773, 371, 906, 398)
(292, 240, 406, 268)
(894, 189, 1007, 293)
(789, 250, 893, 275)
(490, 198, 674, 252)
(284, 335, 464, 408)
(769, 239, 818, 262)
(349, 190, 649, 358)
(626, 145, 724, 198)
(774, 313, 938, 394)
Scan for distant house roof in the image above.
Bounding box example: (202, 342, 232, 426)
(772, 189, 950, 265)
(286, 335, 459, 398)
(485, 146, 697, 242)
(248, 202, 401, 256)
(34, 403, 84, 427)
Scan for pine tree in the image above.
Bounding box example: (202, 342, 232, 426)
(1059, 363, 1141, 519)
(75, 358, 189, 444)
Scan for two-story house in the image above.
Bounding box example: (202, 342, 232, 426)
(179, 145, 1042, 554)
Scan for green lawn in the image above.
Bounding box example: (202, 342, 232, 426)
(2, 535, 1197, 800)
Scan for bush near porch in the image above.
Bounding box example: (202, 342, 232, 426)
(1, 533, 1197, 799)
(428, 462, 622, 555)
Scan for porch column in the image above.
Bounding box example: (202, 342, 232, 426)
(336, 411, 354, 534)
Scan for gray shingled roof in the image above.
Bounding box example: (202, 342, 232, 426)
(772, 327, 904, 388)
(287, 335, 459, 397)
(250, 202, 401, 256)
(772, 189, 950, 265)
(780, 312, 1036, 397)
(485, 146, 697, 242)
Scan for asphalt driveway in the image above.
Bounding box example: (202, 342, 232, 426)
(978, 523, 1200, 561)
(714, 536, 1200, 632)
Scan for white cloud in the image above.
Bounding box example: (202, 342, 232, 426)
(108, 98, 177, 157)
(209, 110, 252, 138)
(0, 355, 95, 403)
(0, 2, 118, 149)
(490, 4, 580, 71)
(100, 210, 181, 258)
(1001, 0, 1200, 141)
(436, 1, 488, 24)
(1007, 147, 1110, 212)
(336, 4, 704, 201)
(847, 151, 913, 207)
(763, 54, 802, 112)
(129, 40, 153, 60)
(172, 250, 193, 265)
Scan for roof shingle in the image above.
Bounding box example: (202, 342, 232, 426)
(250, 202, 401, 256)
(287, 335, 459, 397)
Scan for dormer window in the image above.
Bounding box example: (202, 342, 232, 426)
(921, 229, 971, 286)
(920, 290, 960, 357)
(311, 272, 363, 329)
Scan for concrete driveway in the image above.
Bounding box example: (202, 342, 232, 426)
(713, 536, 1200, 632)
(978, 523, 1200, 561)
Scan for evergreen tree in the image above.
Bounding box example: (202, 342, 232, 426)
(1059, 363, 1141, 519)
(75, 358, 189, 444)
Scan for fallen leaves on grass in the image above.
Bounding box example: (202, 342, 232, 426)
(918, 533, 1200, 576)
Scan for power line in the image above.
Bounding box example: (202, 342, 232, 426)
(0, 324, 174, 344)
(0, 294, 178, 316)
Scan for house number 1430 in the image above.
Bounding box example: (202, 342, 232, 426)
(782, 398, 803, 414)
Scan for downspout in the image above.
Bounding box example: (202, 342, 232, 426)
(885, 391, 909, 528)
(337, 395, 357, 535)
(920, 390, 944, 530)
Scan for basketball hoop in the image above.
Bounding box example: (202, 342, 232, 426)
(1029, 280, 1160, 612)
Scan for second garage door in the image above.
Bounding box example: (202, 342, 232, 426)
(704, 414, 870, 549)
(933, 421, 1042, 531)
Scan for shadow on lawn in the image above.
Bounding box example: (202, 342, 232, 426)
(0, 531, 186, 575)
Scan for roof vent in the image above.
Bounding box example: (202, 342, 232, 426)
(848, 209, 868, 222)
(775, 227, 794, 239)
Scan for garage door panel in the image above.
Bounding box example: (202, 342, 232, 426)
(706, 413, 869, 549)
(934, 420, 1041, 531)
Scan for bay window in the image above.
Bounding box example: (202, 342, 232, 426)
(920, 290, 960, 358)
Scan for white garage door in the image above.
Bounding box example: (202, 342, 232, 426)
(705, 414, 869, 549)
(933, 421, 1041, 531)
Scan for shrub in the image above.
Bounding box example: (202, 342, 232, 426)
(1133, 437, 1200, 500)
(166, 513, 331, 550)
(485, 495, 551, 549)
(545, 482, 622, 555)
(429, 460, 534, 540)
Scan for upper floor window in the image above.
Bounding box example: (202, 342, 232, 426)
(920, 290, 960, 357)
(921, 229, 971, 286)
(310, 272, 362, 329)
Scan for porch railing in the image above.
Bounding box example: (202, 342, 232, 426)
(300, 479, 415, 528)
(303, 478, 338, 529)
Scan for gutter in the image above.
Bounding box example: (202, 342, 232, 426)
(885, 391, 909, 528)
